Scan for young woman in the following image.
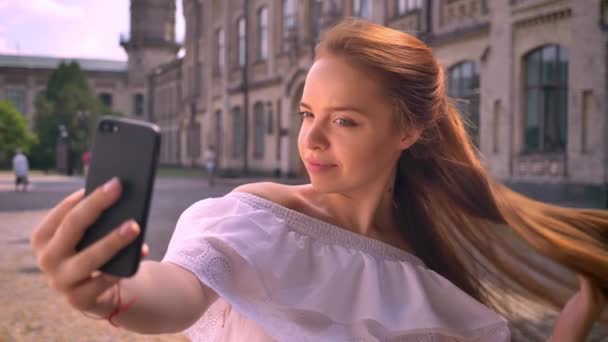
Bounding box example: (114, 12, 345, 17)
(31, 19, 607, 341)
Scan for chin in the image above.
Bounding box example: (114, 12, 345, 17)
(308, 175, 351, 194)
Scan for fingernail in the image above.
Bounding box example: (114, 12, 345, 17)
(103, 177, 119, 193)
(119, 221, 139, 237)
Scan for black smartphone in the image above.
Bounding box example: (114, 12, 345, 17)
(76, 117, 160, 277)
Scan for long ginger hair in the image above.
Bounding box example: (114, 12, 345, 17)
(316, 19, 608, 337)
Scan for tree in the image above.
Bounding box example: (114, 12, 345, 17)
(32, 61, 120, 172)
(0, 100, 37, 167)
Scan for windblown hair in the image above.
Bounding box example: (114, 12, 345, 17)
(316, 19, 608, 337)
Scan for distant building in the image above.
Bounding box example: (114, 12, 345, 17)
(0, 55, 130, 120)
(167, 1, 607, 194)
(0, 0, 179, 124)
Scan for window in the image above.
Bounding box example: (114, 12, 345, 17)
(312, 0, 323, 43)
(238, 17, 246, 67)
(134, 93, 144, 116)
(353, 0, 371, 20)
(524, 45, 568, 152)
(267, 102, 274, 134)
(258, 7, 269, 60)
(397, 0, 422, 15)
(233, 107, 245, 158)
(448, 61, 480, 146)
(254, 102, 265, 159)
(283, 0, 296, 52)
(98, 92, 113, 108)
(216, 28, 225, 73)
(5, 88, 25, 114)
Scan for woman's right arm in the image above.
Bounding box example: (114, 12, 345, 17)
(31, 178, 218, 334)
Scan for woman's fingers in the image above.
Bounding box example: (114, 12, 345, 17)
(141, 243, 149, 258)
(54, 220, 140, 291)
(31, 189, 85, 251)
(41, 178, 123, 271)
(576, 274, 607, 322)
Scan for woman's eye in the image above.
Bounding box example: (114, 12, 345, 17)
(335, 118, 356, 127)
(298, 111, 313, 119)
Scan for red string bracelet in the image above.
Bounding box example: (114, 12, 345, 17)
(80, 281, 137, 327)
(106, 281, 137, 327)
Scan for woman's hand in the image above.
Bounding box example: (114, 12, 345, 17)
(549, 274, 607, 341)
(30, 178, 148, 317)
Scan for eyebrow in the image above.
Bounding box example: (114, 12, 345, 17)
(299, 102, 367, 116)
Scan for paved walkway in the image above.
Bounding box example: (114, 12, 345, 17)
(2, 173, 606, 341)
(0, 210, 189, 342)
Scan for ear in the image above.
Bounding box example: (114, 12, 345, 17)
(398, 126, 421, 151)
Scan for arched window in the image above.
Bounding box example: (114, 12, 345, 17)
(448, 61, 480, 146)
(254, 102, 265, 159)
(232, 107, 245, 158)
(524, 45, 568, 152)
(258, 7, 268, 60)
(237, 17, 246, 67)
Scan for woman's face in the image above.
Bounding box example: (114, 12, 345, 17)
(298, 55, 412, 193)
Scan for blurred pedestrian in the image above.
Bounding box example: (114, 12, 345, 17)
(12, 148, 29, 192)
(82, 151, 91, 178)
(204, 145, 217, 187)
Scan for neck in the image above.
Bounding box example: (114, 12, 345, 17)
(311, 169, 398, 238)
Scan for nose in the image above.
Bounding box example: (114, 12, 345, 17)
(300, 119, 329, 151)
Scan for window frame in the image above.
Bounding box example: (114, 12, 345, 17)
(258, 7, 269, 61)
(253, 102, 266, 159)
(523, 44, 568, 153)
(447, 60, 481, 146)
(237, 17, 246, 67)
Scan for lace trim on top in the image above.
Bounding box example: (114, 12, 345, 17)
(229, 191, 424, 266)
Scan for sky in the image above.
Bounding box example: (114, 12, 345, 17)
(0, 0, 185, 61)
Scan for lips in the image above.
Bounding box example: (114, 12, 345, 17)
(306, 158, 336, 167)
(305, 158, 337, 173)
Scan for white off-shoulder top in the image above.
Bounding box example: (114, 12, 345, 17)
(162, 191, 511, 342)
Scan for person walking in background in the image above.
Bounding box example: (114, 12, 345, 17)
(81, 151, 91, 178)
(204, 145, 217, 187)
(12, 148, 29, 192)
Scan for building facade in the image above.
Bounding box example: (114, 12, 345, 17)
(148, 0, 607, 201)
(0, 55, 131, 122)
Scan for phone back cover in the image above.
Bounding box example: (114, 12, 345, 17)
(76, 118, 160, 277)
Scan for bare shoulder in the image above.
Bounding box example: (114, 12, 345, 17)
(232, 182, 306, 209)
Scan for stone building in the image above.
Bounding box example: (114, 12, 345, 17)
(0, 55, 130, 121)
(2, 0, 607, 203)
(149, 0, 606, 204)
